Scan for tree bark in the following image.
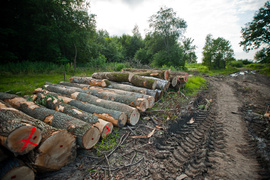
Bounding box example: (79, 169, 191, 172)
(170, 71, 189, 81)
(92, 72, 133, 82)
(108, 81, 159, 100)
(59, 82, 155, 108)
(122, 68, 170, 80)
(41, 86, 140, 125)
(0, 92, 100, 149)
(0, 100, 76, 172)
(170, 76, 178, 87)
(94, 119, 113, 138)
(34, 89, 127, 127)
(141, 76, 170, 91)
(0, 158, 35, 180)
(44, 83, 148, 112)
(35, 93, 99, 124)
(129, 74, 157, 90)
(0, 101, 42, 155)
(70, 77, 110, 87)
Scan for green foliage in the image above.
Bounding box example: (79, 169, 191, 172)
(182, 37, 197, 63)
(254, 48, 270, 63)
(237, 59, 253, 65)
(245, 63, 270, 76)
(184, 76, 207, 96)
(229, 61, 244, 68)
(202, 34, 234, 70)
(240, 1, 270, 53)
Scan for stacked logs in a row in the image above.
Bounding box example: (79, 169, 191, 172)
(0, 69, 188, 179)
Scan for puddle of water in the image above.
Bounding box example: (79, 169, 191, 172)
(230, 70, 256, 77)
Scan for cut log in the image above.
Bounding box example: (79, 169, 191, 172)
(170, 71, 189, 81)
(170, 76, 178, 87)
(94, 119, 113, 138)
(41, 86, 139, 125)
(142, 76, 170, 91)
(0, 92, 100, 149)
(0, 100, 76, 172)
(129, 74, 157, 90)
(92, 72, 133, 82)
(44, 83, 148, 112)
(59, 82, 155, 108)
(35, 93, 99, 124)
(121, 68, 170, 80)
(0, 101, 42, 155)
(70, 76, 110, 87)
(34, 89, 127, 127)
(0, 158, 35, 180)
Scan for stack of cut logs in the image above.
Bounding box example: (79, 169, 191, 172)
(0, 69, 188, 179)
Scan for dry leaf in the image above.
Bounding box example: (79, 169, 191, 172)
(187, 117, 195, 124)
(131, 128, 156, 139)
(156, 125, 164, 130)
(143, 116, 150, 121)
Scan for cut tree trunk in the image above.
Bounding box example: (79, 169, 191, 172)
(142, 76, 170, 91)
(92, 72, 132, 82)
(170, 71, 189, 81)
(129, 74, 157, 90)
(35, 93, 99, 124)
(41, 86, 140, 125)
(170, 76, 178, 87)
(121, 68, 170, 80)
(59, 82, 155, 108)
(34, 89, 127, 127)
(107, 81, 158, 100)
(0, 100, 76, 172)
(94, 119, 113, 138)
(70, 77, 110, 87)
(0, 158, 35, 180)
(0, 92, 100, 149)
(0, 101, 42, 155)
(44, 83, 148, 112)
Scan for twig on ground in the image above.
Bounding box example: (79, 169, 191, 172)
(127, 126, 137, 135)
(150, 116, 158, 125)
(99, 157, 144, 171)
(105, 154, 111, 179)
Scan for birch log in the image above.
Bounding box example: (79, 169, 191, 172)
(0, 100, 76, 172)
(0, 92, 100, 149)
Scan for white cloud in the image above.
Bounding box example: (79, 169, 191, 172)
(90, 0, 267, 62)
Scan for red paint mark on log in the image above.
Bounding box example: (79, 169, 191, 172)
(20, 127, 38, 151)
(104, 125, 111, 136)
(11, 175, 16, 179)
(60, 145, 63, 148)
(33, 136, 37, 140)
(92, 138, 94, 140)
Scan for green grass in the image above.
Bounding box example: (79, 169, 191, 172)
(0, 61, 132, 96)
(245, 63, 270, 76)
(184, 76, 207, 96)
(186, 63, 239, 76)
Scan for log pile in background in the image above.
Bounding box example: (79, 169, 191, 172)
(0, 68, 189, 178)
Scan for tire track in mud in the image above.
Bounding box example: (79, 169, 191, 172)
(151, 81, 261, 179)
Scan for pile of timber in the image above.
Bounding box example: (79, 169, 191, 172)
(0, 69, 188, 179)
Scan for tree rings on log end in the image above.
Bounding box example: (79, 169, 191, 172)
(128, 109, 140, 126)
(1, 164, 35, 180)
(82, 127, 100, 149)
(8, 126, 41, 155)
(94, 119, 113, 138)
(33, 130, 76, 172)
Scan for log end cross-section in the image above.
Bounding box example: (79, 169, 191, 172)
(82, 126, 100, 149)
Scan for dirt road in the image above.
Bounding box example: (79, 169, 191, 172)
(39, 72, 270, 180)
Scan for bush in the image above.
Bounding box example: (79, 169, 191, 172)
(229, 61, 244, 68)
(184, 76, 207, 96)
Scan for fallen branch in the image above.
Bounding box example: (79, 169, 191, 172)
(130, 128, 155, 139)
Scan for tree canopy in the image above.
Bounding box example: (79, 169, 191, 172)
(240, 1, 270, 61)
(203, 34, 234, 70)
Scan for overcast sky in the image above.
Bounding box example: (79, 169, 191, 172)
(89, 0, 266, 62)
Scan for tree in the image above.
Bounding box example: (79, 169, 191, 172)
(203, 34, 234, 69)
(182, 37, 197, 63)
(145, 7, 187, 67)
(240, 1, 270, 59)
(254, 48, 270, 63)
